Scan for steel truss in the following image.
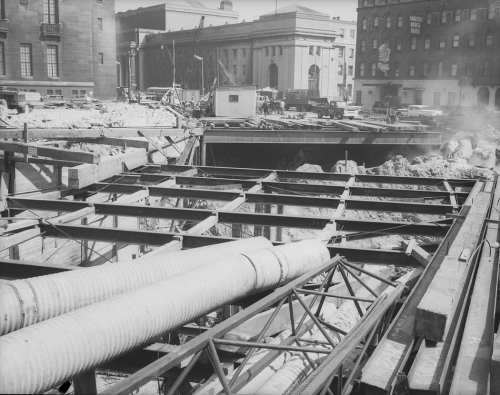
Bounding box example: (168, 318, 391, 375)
(101, 256, 406, 395)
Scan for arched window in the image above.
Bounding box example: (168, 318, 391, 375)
(397, 14, 403, 27)
(385, 15, 392, 28)
(425, 11, 432, 24)
(362, 17, 367, 30)
(360, 39, 366, 52)
(470, 6, 477, 21)
(359, 62, 365, 77)
(269, 63, 278, 89)
(454, 9, 462, 22)
(477, 87, 490, 106)
(396, 37, 402, 51)
(372, 38, 378, 50)
(373, 15, 379, 28)
(308, 65, 319, 91)
(440, 9, 448, 24)
(495, 88, 500, 109)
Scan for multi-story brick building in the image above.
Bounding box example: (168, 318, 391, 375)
(116, 2, 356, 102)
(354, 0, 500, 109)
(0, 0, 116, 99)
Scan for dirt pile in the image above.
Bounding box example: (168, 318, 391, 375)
(7, 102, 177, 129)
(361, 155, 493, 179)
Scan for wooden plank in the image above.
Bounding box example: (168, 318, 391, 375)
(0, 141, 100, 164)
(415, 191, 491, 342)
(137, 131, 167, 159)
(443, 181, 459, 212)
(337, 120, 386, 132)
(68, 151, 146, 179)
(401, 239, 431, 267)
(0, 228, 41, 251)
(63, 137, 150, 150)
(177, 136, 198, 165)
(360, 181, 483, 394)
(325, 120, 359, 132)
(448, 182, 500, 394)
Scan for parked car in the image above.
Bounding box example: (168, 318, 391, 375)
(43, 95, 67, 106)
(396, 105, 444, 117)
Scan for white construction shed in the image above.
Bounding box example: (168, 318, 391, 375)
(213, 85, 257, 118)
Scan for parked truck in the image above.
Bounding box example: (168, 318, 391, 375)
(372, 96, 406, 113)
(312, 101, 360, 119)
(0, 88, 27, 113)
(284, 89, 321, 112)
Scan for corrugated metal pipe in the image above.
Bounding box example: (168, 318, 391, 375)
(0, 239, 329, 394)
(0, 237, 272, 336)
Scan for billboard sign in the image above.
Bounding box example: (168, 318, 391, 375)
(410, 15, 423, 34)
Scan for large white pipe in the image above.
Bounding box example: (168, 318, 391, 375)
(0, 240, 329, 394)
(0, 237, 272, 335)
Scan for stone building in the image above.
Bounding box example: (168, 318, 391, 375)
(116, 2, 356, 102)
(354, 0, 500, 109)
(0, 0, 117, 99)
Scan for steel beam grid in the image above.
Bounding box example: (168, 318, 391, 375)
(100, 257, 404, 395)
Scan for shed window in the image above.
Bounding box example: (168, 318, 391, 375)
(229, 95, 239, 102)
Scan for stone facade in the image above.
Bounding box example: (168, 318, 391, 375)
(0, 0, 116, 99)
(117, 3, 356, 102)
(354, 0, 500, 109)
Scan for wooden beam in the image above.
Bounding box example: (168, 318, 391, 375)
(401, 238, 431, 267)
(0, 141, 100, 164)
(443, 180, 459, 212)
(177, 136, 198, 165)
(415, 190, 491, 342)
(64, 137, 150, 150)
(0, 128, 203, 139)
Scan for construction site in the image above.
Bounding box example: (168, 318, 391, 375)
(1, 0, 500, 394)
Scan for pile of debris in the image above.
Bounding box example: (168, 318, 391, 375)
(5, 102, 177, 129)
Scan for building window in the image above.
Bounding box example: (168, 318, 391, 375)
(0, 0, 4, 19)
(97, 18, 103, 31)
(279, 46, 283, 55)
(422, 61, 429, 77)
(349, 48, 354, 58)
(394, 62, 400, 77)
(438, 60, 444, 76)
(339, 47, 344, 58)
(242, 48, 246, 58)
(397, 14, 403, 27)
(72, 90, 78, 95)
(233, 49, 237, 58)
(347, 84, 352, 97)
(43, 0, 58, 24)
(424, 36, 430, 49)
(338, 64, 343, 75)
(466, 60, 474, 76)
(350, 29, 355, 38)
(340, 28, 345, 36)
(359, 62, 365, 76)
(20, 44, 32, 77)
(233, 65, 236, 75)
(440, 9, 448, 24)
(439, 35, 446, 48)
(348, 66, 353, 76)
(47, 45, 58, 76)
(372, 39, 378, 50)
(47, 90, 54, 95)
(396, 37, 402, 51)
(208, 50, 212, 59)
(453, 35, 460, 47)
(362, 18, 367, 30)
(468, 33, 475, 47)
(385, 15, 391, 28)
(337, 84, 343, 96)
(485, 32, 493, 46)
(316, 46, 321, 56)
(271, 46, 275, 56)
(371, 62, 377, 76)
(0, 42, 4, 75)
(454, 9, 461, 22)
(373, 16, 379, 28)
(487, 4, 495, 19)
(55, 89, 61, 95)
(409, 61, 415, 77)
(470, 7, 477, 21)
(411, 36, 417, 50)
(309, 46, 313, 56)
(360, 39, 366, 52)
(242, 64, 246, 75)
(425, 11, 432, 25)
(265, 47, 269, 56)
(98, 52, 104, 65)
(483, 59, 491, 76)
(451, 62, 458, 76)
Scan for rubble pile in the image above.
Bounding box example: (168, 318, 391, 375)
(6, 102, 177, 129)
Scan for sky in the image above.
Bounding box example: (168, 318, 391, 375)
(115, 0, 358, 22)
